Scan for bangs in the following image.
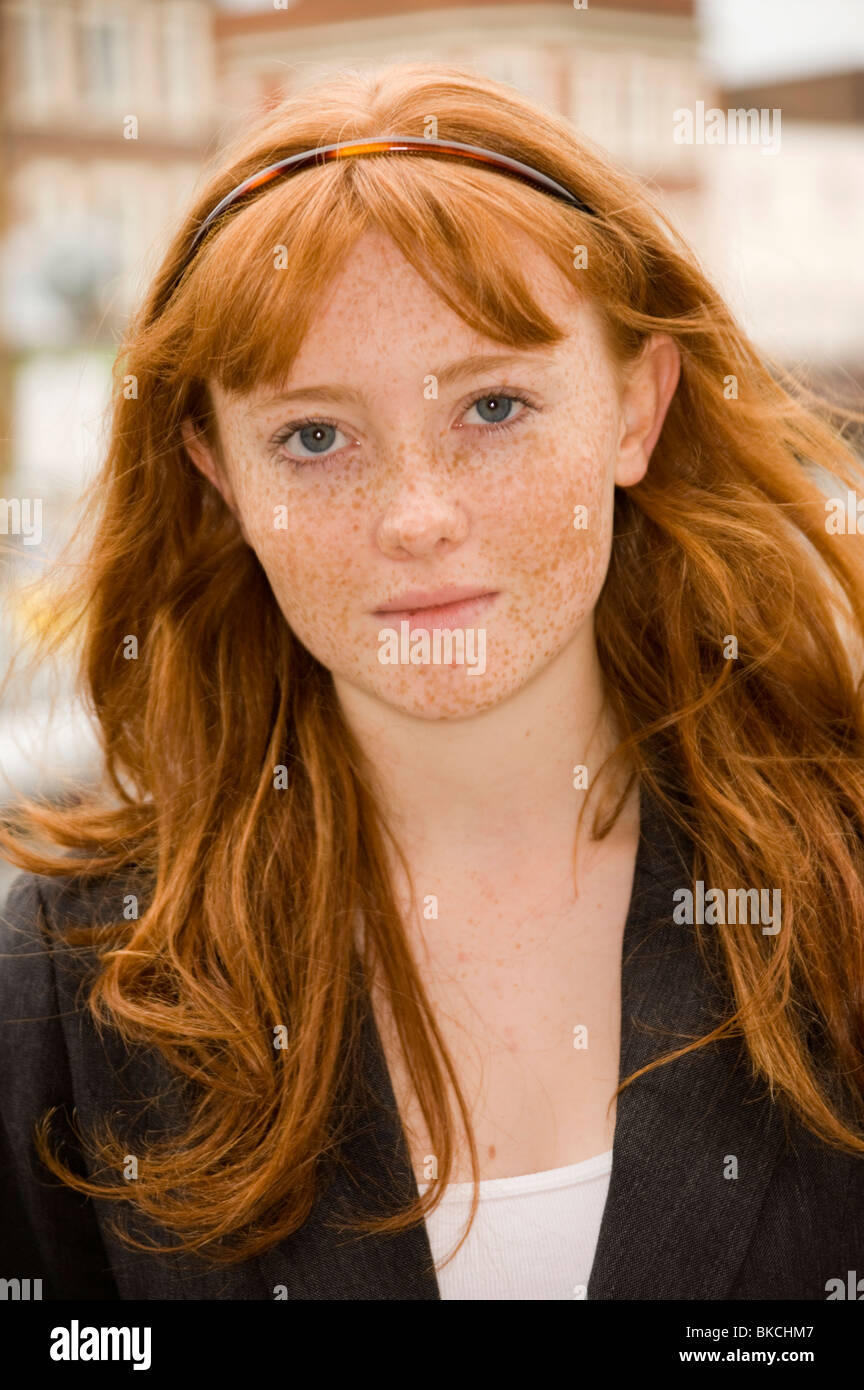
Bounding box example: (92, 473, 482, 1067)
(177, 153, 594, 398)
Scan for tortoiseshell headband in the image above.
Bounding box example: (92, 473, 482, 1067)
(163, 136, 594, 304)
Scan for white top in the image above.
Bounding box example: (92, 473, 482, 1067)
(418, 1148, 613, 1300)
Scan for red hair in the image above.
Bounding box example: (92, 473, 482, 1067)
(2, 60, 864, 1265)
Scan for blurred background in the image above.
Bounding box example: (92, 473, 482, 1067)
(1, 0, 863, 893)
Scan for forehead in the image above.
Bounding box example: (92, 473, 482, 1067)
(210, 227, 604, 412)
(315, 225, 582, 315)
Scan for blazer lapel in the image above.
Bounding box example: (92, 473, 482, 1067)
(587, 778, 788, 1299)
(254, 957, 440, 1299)
(258, 772, 788, 1301)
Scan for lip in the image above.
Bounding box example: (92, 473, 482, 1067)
(372, 586, 500, 631)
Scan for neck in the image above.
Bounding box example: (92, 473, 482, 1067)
(334, 621, 631, 877)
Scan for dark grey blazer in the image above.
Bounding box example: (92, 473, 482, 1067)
(1, 782, 862, 1300)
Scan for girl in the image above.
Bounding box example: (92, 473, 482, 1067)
(2, 61, 864, 1301)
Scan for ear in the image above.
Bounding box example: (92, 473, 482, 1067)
(181, 417, 240, 516)
(614, 334, 681, 487)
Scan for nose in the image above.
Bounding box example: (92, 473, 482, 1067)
(375, 455, 470, 560)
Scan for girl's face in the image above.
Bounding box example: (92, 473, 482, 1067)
(183, 228, 678, 719)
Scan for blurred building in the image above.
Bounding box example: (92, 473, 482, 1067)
(0, 0, 217, 488)
(2, 0, 215, 340)
(1, 0, 862, 832)
(3, 0, 862, 499)
(0, 0, 710, 497)
(0, 0, 218, 832)
(216, 0, 709, 238)
(705, 67, 864, 400)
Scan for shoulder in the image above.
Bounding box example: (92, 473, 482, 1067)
(0, 865, 146, 1013)
(0, 870, 105, 1083)
(0, 864, 160, 1103)
(0, 869, 152, 1298)
(0, 862, 151, 932)
(0, 870, 86, 1029)
(1, 861, 155, 939)
(0, 863, 185, 1233)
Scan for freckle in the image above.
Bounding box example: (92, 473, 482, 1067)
(515, 942, 521, 950)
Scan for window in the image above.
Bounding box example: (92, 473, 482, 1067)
(78, 10, 130, 103)
(12, 0, 55, 115)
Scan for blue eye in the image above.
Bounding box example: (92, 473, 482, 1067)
(276, 421, 347, 458)
(464, 392, 530, 430)
(270, 388, 537, 466)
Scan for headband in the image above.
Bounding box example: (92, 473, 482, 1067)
(165, 136, 594, 304)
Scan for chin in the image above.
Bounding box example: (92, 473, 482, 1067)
(371, 668, 520, 720)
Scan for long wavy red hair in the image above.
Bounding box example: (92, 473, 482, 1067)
(3, 61, 864, 1265)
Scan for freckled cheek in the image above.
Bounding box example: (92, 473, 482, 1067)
(241, 498, 366, 641)
(482, 442, 613, 612)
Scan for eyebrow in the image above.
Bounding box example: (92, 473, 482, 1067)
(250, 349, 557, 411)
